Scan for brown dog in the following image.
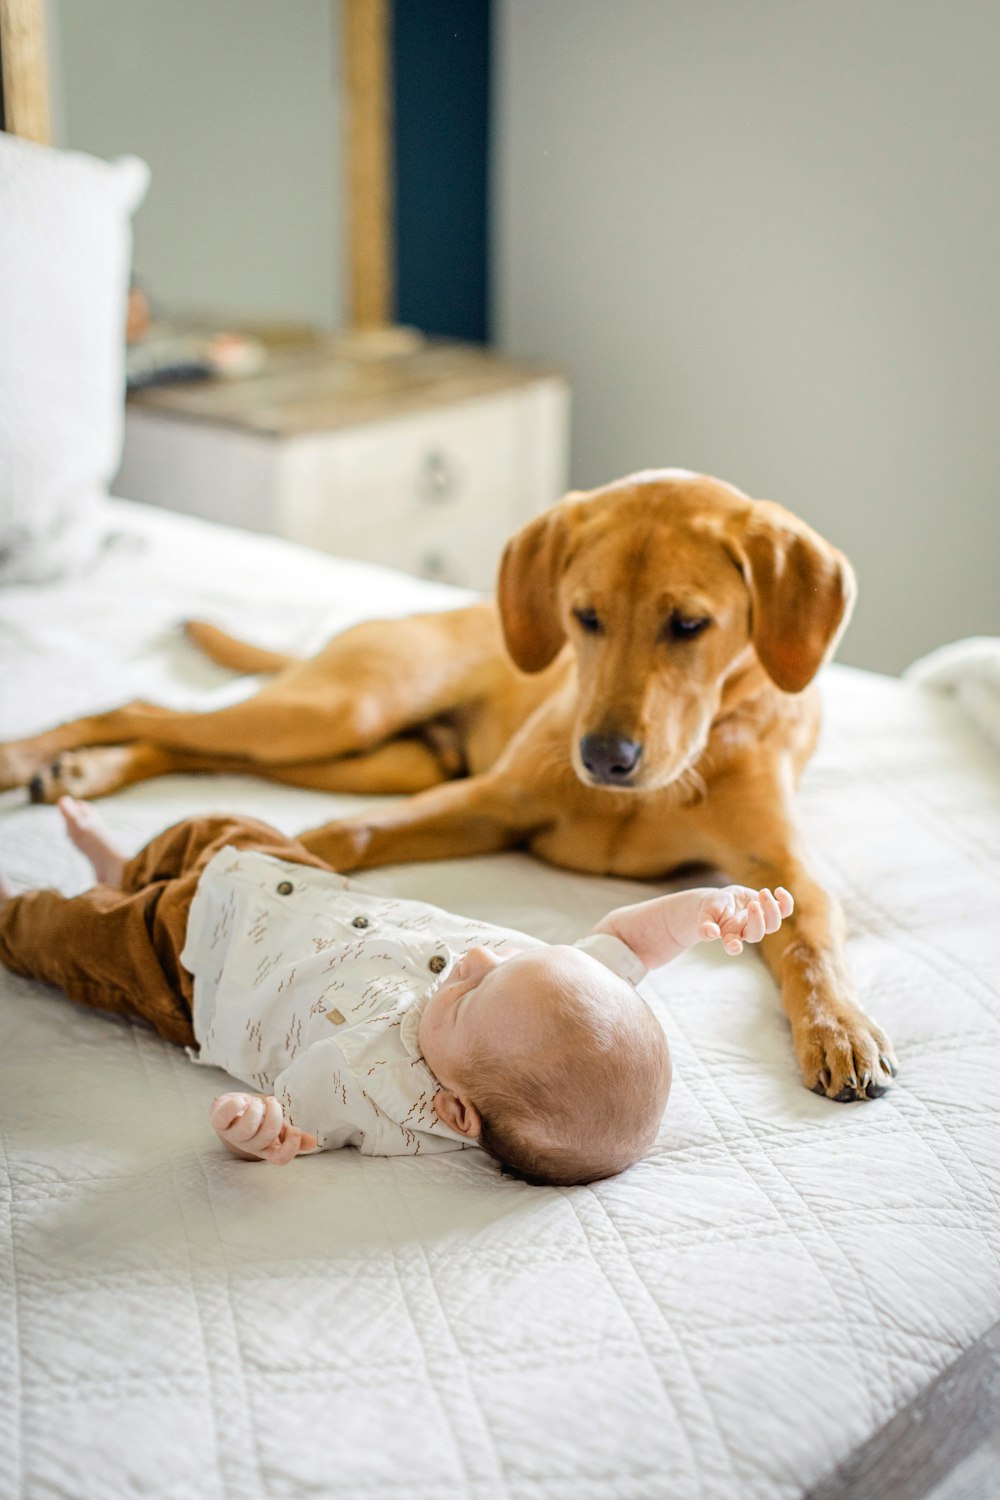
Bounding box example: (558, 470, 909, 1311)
(0, 470, 896, 1102)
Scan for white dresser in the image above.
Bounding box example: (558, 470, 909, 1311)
(115, 339, 570, 591)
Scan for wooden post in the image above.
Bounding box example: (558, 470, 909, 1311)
(341, 0, 394, 329)
(0, 0, 51, 143)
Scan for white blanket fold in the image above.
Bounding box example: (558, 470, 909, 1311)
(905, 636, 1000, 752)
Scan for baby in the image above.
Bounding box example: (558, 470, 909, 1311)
(0, 799, 792, 1186)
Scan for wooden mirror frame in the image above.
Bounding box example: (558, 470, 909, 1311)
(342, 0, 394, 328)
(0, 0, 52, 144)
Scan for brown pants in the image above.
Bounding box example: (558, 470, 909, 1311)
(0, 815, 333, 1046)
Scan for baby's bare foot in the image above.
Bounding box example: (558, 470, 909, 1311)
(59, 796, 127, 886)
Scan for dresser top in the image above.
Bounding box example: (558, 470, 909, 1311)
(126, 336, 565, 439)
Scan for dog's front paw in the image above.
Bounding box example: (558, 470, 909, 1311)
(796, 1008, 898, 1102)
(297, 818, 372, 870)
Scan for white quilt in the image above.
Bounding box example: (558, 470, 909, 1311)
(1, 500, 998, 1500)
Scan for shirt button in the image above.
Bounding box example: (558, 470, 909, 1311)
(276, 880, 294, 896)
(428, 954, 447, 974)
(352, 915, 371, 929)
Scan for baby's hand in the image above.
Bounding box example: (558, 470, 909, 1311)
(698, 886, 793, 955)
(210, 1092, 317, 1165)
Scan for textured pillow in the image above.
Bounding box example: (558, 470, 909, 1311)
(0, 133, 149, 583)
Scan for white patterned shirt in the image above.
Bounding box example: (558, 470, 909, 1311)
(180, 847, 646, 1158)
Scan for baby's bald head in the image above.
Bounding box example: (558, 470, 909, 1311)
(420, 944, 671, 1187)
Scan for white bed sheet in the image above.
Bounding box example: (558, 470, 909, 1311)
(1, 499, 998, 1500)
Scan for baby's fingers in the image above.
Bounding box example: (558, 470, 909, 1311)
(224, 1094, 284, 1152)
(750, 888, 788, 936)
(261, 1125, 316, 1166)
(742, 899, 766, 945)
(221, 1093, 266, 1144)
(750, 887, 794, 937)
(247, 1095, 285, 1150)
(718, 909, 747, 955)
(716, 887, 794, 955)
(261, 1126, 300, 1166)
(210, 1092, 252, 1132)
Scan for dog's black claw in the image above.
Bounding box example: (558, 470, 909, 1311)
(811, 1081, 828, 1096)
(833, 1085, 858, 1103)
(28, 773, 46, 804)
(865, 1078, 889, 1099)
(881, 1055, 898, 1078)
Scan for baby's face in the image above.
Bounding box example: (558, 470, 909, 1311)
(417, 943, 615, 1093)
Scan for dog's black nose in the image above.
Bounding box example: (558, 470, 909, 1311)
(579, 734, 643, 785)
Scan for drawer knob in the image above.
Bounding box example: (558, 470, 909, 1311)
(418, 449, 459, 504)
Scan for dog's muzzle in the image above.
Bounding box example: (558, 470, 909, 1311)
(579, 733, 644, 786)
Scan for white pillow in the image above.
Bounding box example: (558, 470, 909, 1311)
(0, 133, 149, 583)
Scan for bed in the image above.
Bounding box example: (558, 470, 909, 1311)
(1, 495, 998, 1500)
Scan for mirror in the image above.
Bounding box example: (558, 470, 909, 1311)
(45, 0, 346, 334)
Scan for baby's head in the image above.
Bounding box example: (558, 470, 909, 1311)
(418, 945, 671, 1187)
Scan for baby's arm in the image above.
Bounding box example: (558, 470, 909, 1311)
(593, 885, 793, 970)
(210, 1092, 317, 1165)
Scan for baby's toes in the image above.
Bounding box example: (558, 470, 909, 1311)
(58, 795, 90, 831)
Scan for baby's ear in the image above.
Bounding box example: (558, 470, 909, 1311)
(433, 1089, 481, 1139)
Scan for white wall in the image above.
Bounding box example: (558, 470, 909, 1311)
(494, 0, 1000, 674)
(50, 0, 343, 330)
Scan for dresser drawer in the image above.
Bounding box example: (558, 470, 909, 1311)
(278, 390, 528, 552)
(340, 504, 518, 590)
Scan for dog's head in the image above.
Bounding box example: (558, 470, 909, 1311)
(497, 469, 856, 791)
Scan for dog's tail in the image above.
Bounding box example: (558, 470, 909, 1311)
(183, 620, 299, 675)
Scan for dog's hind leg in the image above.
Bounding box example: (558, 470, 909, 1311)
(0, 603, 503, 792)
(0, 693, 437, 791)
(24, 737, 453, 803)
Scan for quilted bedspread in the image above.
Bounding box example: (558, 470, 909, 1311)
(1, 500, 998, 1500)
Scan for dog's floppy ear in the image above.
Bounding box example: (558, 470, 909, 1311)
(497, 504, 573, 672)
(727, 501, 857, 693)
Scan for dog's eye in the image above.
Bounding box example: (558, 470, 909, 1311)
(573, 607, 603, 635)
(666, 612, 711, 641)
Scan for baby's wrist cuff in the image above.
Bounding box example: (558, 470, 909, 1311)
(574, 932, 648, 985)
